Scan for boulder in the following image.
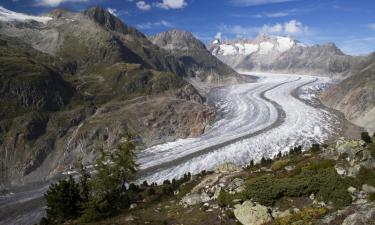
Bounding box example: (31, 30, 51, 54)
(335, 164, 347, 176)
(215, 162, 241, 173)
(181, 192, 211, 206)
(336, 138, 365, 159)
(227, 178, 245, 193)
(233, 201, 272, 225)
(347, 164, 361, 177)
(362, 184, 375, 194)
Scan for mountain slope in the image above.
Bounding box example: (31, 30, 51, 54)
(149, 29, 239, 83)
(321, 53, 375, 133)
(0, 7, 185, 76)
(0, 7, 215, 187)
(210, 34, 362, 77)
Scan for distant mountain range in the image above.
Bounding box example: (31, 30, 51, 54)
(209, 34, 364, 78)
(209, 34, 374, 133)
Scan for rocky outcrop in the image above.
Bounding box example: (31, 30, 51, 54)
(233, 201, 272, 225)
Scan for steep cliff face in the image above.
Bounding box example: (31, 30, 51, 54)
(0, 7, 216, 187)
(321, 53, 375, 134)
(149, 29, 240, 84)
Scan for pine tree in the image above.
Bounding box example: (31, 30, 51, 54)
(78, 161, 91, 202)
(250, 160, 254, 167)
(80, 136, 137, 221)
(45, 176, 82, 224)
(361, 132, 372, 143)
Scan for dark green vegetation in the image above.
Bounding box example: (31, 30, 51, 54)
(217, 143, 372, 210)
(361, 131, 373, 143)
(39, 135, 373, 225)
(42, 136, 194, 224)
(45, 177, 82, 224)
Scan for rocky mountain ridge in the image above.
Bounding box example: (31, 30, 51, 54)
(209, 34, 363, 78)
(321, 52, 375, 134)
(0, 7, 218, 187)
(149, 29, 240, 84)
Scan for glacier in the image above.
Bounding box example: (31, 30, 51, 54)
(137, 72, 341, 183)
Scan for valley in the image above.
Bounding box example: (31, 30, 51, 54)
(138, 72, 360, 183)
(0, 4, 374, 225)
(0, 71, 360, 225)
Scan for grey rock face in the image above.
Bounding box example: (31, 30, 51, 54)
(149, 29, 239, 83)
(321, 53, 375, 134)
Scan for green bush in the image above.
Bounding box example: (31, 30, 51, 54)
(44, 176, 83, 224)
(274, 207, 328, 225)
(310, 144, 321, 153)
(369, 193, 375, 201)
(240, 160, 352, 208)
(368, 143, 375, 158)
(271, 160, 288, 171)
(357, 167, 375, 187)
(217, 189, 237, 207)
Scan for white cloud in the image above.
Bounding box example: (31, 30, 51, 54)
(368, 23, 375, 30)
(155, 0, 187, 9)
(231, 0, 297, 6)
(136, 1, 151, 11)
(107, 8, 118, 16)
(260, 23, 283, 33)
(214, 32, 222, 39)
(136, 20, 172, 29)
(284, 20, 308, 34)
(34, 0, 88, 7)
(219, 20, 309, 38)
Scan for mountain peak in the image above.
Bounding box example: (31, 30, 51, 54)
(0, 6, 52, 24)
(150, 29, 206, 51)
(84, 6, 145, 38)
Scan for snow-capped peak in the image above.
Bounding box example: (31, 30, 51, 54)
(0, 6, 52, 24)
(210, 34, 304, 56)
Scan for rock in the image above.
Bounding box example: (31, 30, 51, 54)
(335, 164, 348, 176)
(362, 184, 375, 194)
(284, 165, 295, 171)
(348, 186, 357, 194)
(181, 192, 211, 206)
(347, 164, 361, 177)
(130, 203, 137, 209)
(215, 162, 241, 173)
(124, 215, 135, 222)
(341, 203, 375, 225)
(272, 208, 292, 219)
(200, 192, 211, 202)
(213, 186, 222, 199)
(227, 178, 245, 193)
(233, 201, 272, 225)
(336, 138, 365, 158)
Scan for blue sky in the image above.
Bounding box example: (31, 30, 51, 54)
(1, 0, 375, 55)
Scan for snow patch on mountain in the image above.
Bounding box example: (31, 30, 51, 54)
(211, 35, 298, 56)
(0, 6, 52, 24)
